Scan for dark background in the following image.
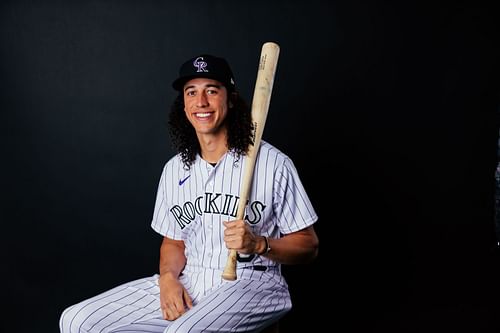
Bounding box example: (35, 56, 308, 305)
(2, 1, 500, 332)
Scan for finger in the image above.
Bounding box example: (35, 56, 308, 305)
(223, 220, 235, 228)
(164, 306, 180, 321)
(224, 225, 240, 237)
(183, 289, 193, 309)
(224, 232, 241, 245)
(161, 308, 168, 320)
(172, 298, 186, 314)
(224, 230, 240, 239)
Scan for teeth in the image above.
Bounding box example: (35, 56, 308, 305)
(196, 113, 211, 118)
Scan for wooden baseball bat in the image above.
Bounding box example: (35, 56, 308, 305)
(222, 41, 280, 281)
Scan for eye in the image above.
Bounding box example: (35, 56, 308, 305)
(206, 89, 218, 95)
(185, 90, 196, 97)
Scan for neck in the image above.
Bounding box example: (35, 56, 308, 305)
(197, 132, 228, 164)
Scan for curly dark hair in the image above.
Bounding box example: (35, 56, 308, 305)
(168, 91, 254, 169)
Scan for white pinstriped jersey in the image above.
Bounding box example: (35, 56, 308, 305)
(151, 140, 318, 295)
(59, 140, 317, 333)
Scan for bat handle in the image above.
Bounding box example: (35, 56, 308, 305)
(222, 249, 238, 280)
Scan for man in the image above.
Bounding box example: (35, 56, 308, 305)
(60, 53, 319, 333)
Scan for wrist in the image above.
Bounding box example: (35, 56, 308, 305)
(159, 271, 178, 281)
(257, 236, 271, 255)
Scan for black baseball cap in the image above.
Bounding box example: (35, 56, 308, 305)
(172, 54, 236, 91)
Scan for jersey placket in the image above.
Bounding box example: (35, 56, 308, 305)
(204, 162, 217, 268)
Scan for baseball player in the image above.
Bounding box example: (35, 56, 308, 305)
(59, 54, 319, 332)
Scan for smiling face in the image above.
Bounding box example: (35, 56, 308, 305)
(183, 78, 230, 138)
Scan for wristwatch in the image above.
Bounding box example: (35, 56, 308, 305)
(261, 236, 271, 255)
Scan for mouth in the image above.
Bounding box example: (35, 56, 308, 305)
(195, 112, 212, 118)
(194, 111, 214, 120)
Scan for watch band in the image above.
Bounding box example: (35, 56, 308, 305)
(261, 236, 271, 255)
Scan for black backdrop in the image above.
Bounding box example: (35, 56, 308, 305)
(2, 1, 500, 332)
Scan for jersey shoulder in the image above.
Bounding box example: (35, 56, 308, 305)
(259, 140, 293, 165)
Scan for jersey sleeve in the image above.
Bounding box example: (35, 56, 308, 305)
(273, 157, 318, 234)
(150, 162, 183, 240)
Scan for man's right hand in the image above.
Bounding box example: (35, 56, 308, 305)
(158, 273, 193, 321)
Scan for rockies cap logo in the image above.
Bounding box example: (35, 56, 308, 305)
(193, 57, 208, 72)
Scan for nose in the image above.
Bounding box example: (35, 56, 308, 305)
(196, 92, 208, 107)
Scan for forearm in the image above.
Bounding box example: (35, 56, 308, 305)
(159, 237, 187, 279)
(257, 226, 319, 265)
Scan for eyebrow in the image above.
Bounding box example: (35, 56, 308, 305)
(184, 83, 223, 92)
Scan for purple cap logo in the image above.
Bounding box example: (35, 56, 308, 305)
(193, 57, 208, 72)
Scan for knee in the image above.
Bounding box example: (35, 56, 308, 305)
(59, 302, 91, 333)
(59, 305, 74, 333)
